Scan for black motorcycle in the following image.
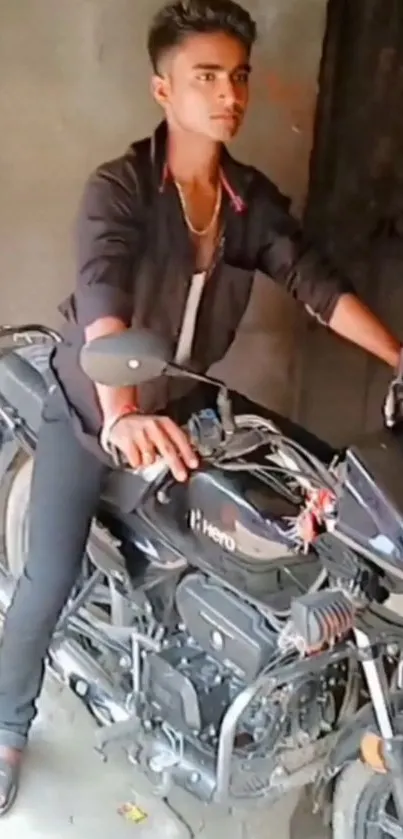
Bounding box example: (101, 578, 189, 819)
(1, 323, 403, 839)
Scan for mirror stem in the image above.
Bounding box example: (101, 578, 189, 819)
(166, 362, 235, 437)
(217, 386, 235, 438)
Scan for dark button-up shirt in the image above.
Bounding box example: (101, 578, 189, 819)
(52, 120, 353, 455)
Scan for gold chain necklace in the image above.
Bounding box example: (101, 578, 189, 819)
(174, 179, 222, 237)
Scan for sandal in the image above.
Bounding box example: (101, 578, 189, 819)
(0, 757, 21, 816)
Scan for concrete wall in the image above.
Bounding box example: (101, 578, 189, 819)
(0, 0, 328, 415)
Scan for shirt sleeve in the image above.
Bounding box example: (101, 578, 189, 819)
(74, 154, 144, 328)
(252, 172, 354, 324)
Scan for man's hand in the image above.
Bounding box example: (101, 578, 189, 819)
(108, 414, 199, 481)
(383, 349, 403, 429)
(329, 293, 401, 370)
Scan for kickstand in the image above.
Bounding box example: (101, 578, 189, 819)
(94, 717, 140, 761)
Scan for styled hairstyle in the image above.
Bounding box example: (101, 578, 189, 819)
(147, 0, 257, 72)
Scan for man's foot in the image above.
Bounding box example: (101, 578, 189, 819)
(0, 746, 23, 815)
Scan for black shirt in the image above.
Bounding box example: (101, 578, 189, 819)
(51, 120, 353, 457)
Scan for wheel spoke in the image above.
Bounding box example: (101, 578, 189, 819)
(376, 801, 403, 839)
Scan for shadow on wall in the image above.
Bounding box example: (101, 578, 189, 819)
(0, 0, 328, 415)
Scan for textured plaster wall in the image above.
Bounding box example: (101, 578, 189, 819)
(0, 0, 328, 414)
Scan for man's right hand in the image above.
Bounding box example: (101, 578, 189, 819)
(383, 347, 403, 429)
(108, 413, 199, 481)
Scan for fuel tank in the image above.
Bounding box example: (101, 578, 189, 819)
(138, 456, 302, 571)
(185, 466, 300, 561)
(100, 413, 326, 600)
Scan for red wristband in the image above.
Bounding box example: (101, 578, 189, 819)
(115, 403, 140, 420)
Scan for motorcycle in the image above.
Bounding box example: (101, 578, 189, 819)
(0, 323, 403, 839)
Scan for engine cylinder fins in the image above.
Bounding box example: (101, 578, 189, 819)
(291, 589, 355, 653)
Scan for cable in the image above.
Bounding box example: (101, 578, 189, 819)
(213, 459, 334, 488)
(207, 413, 339, 493)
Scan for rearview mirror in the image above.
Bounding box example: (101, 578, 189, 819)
(80, 328, 172, 387)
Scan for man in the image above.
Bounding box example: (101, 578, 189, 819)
(0, 0, 400, 814)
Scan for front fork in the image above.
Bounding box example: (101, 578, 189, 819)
(355, 627, 403, 822)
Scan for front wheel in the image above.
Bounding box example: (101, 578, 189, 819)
(0, 340, 53, 580)
(333, 760, 402, 839)
(4, 456, 32, 580)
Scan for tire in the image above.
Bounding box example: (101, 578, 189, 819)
(1, 341, 53, 579)
(4, 456, 32, 579)
(332, 760, 394, 839)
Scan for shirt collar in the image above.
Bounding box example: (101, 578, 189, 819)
(151, 120, 246, 214)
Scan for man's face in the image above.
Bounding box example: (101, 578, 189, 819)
(152, 31, 251, 142)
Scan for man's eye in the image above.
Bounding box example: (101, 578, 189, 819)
(197, 72, 216, 82)
(234, 72, 249, 84)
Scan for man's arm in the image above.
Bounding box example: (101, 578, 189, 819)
(251, 172, 401, 370)
(329, 292, 400, 370)
(84, 316, 139, 427)
(75, 157, 198, 478)
(75, 157, 143, 423)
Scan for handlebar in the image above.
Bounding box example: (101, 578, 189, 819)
(2, 322, 402, 469)
(114, 412, 282, 478)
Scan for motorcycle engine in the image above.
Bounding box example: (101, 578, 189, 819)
(142, 573, 346, 770)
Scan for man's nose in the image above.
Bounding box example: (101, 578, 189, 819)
(217, 77, 237, 106)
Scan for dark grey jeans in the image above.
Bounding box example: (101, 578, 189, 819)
(0, 398, 108, 749)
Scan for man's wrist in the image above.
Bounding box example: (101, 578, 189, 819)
(100, 403, 140, 454)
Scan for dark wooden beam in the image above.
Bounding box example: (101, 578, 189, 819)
(305, 0, 403, 265)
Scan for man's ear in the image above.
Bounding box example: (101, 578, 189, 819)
(151, 73, 170, 108)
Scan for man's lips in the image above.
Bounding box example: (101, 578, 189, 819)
(211, 112, 241, 123)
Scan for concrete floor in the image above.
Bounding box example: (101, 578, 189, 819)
(0, 672, 329, 839)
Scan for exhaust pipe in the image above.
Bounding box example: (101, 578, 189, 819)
(0, 569, 129, 724)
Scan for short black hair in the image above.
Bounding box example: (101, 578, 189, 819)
(147, 0, 257, 72)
